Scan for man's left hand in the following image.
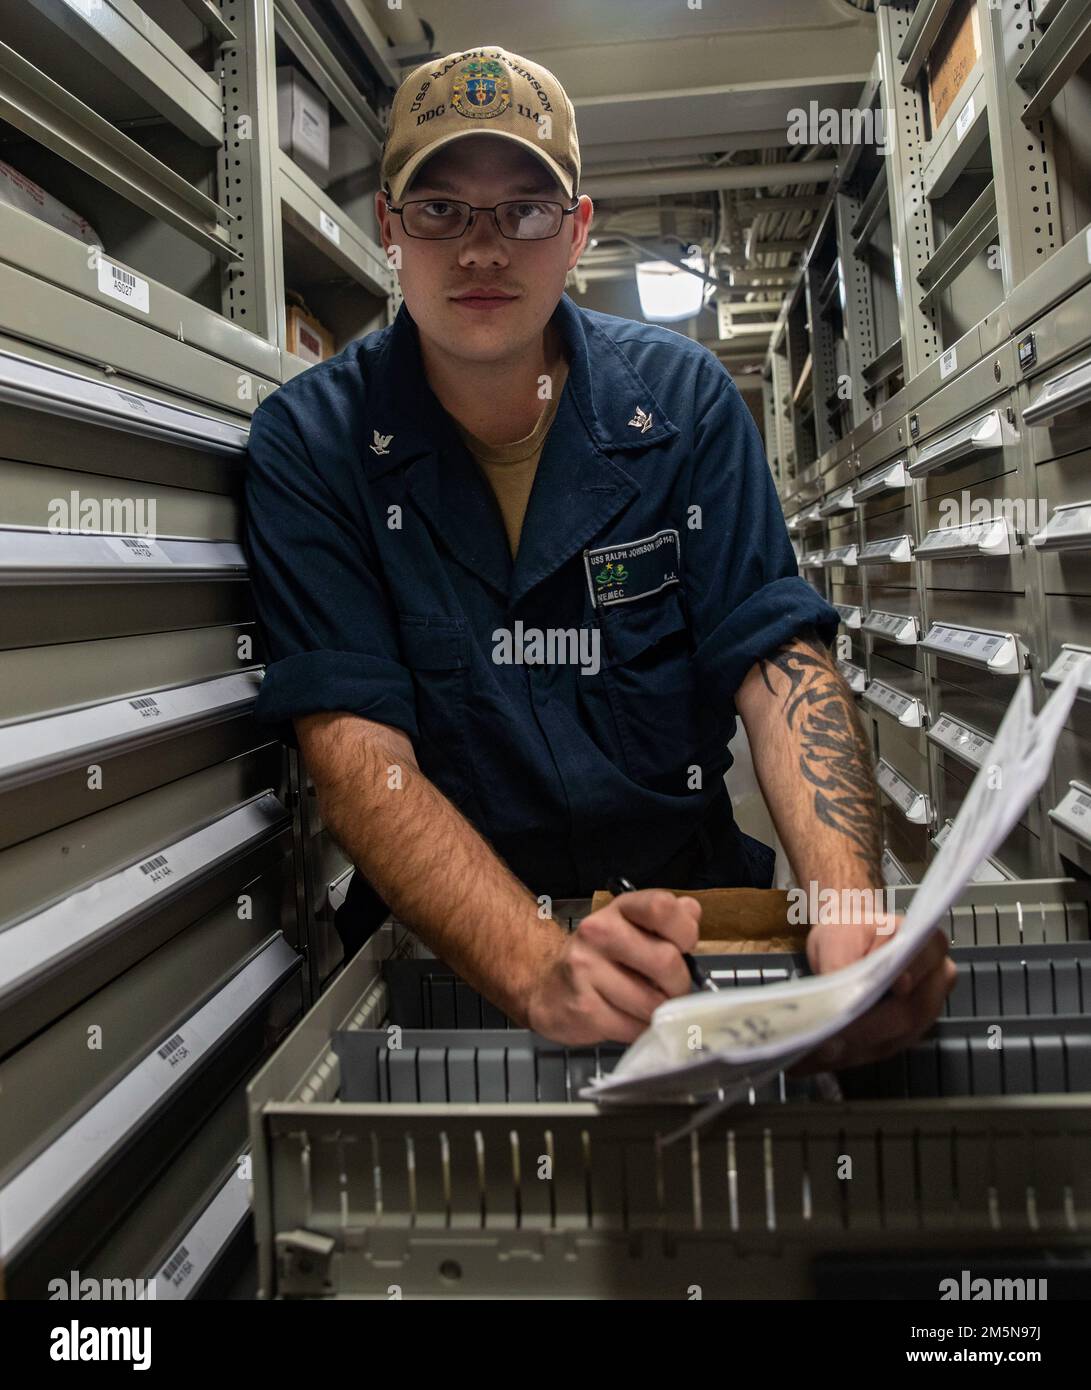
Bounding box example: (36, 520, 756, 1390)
(789, 913, 957, 1076)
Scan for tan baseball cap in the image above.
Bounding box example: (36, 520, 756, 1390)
(381, 47, 580, 204)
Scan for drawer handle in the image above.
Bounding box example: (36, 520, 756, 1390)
(853, 458, 907, 500)
(919, 623, 1023, 674)
(1048, 781, 1091, 849)
(915, 519, 1013, 558)
(1030, 500, 1091, 551)
(1023, 356, 1091, 427)
(876, 757, 932, 825)
(909, 409, 1003, 476)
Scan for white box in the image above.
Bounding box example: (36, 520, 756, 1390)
(277, 66, 330, 183)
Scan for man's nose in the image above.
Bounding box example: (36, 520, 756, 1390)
(457, 210, 510, 266)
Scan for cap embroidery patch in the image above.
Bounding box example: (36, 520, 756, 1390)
(452, 60, 511, 119)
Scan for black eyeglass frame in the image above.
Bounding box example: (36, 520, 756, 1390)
(385, 196, 581, 240)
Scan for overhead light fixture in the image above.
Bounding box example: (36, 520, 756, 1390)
(635, 248, 706, 322)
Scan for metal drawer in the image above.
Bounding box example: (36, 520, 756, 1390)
(879, 802, 931, 880)
(918, 468, 1029, 593)
(830, 580, 866, 622)
(854, 456, 910, 511)
(858, 501, 917, 589)
(854, 412, 911, 474)
(929, 675, 1010, 744)
(875, 733, 932, 823)
(1053, 728, 1091, 803)
(1023, 371, 1091, 467)
(1031, 455, 1091, 596)
(921, 592, 1034, 677)
(937, 761, 1044, 878)
(909, 345, 1017, 446)
(1042, 596, 1091, 719)
(867, 651, 927, 701)
(1050, 779, 1091, 876)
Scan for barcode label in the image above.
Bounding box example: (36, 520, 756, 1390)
(104, 535, 167, 565)
(158, 1033, 185, 1060)
(161, 1245, 189, 1282)
(318, 209, 340, 245)
(138, 850, 172, 883)
(956, 96, 975, 142)
(128, 695, 161, 719)
(96, 257, 150, 312)
(940, 346, 958, 379)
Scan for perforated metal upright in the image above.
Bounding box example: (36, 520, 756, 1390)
(833, 188, 879, 428)
(802, 212, 842, 458)
(219, 0, 286, 346)
(877, 0, 943, 382)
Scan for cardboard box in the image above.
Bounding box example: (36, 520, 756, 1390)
(276, 65, 330, 183)
(286, 302, 334, 365)
(591, 886, 809, 954)
(927, 0, 982, 131)
(0, 159, 100, 247)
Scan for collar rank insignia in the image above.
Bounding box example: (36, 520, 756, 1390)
(370, 430, 394, 455)
(628, 405, 653, 433)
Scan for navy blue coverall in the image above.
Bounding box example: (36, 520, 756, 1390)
(244, 292, 840, 951)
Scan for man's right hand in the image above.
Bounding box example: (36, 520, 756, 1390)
(524, 889, 702, 1045)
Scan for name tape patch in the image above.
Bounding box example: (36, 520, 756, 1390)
(584, 528, 681, 607)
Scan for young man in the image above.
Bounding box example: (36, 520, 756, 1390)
(244, 47, 953, 1056)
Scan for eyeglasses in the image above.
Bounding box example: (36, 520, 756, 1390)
(387, 197, 580, 240)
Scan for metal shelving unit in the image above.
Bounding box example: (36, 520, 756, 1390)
(0, 0, 400, 1300)
(770, 0, 1091, 889)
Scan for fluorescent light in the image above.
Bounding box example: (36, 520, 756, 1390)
(636, 249, 705, 322)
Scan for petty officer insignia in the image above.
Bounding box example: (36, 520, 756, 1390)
(452, 59, 512, 118)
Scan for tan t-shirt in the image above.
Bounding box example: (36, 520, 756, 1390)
(453, 358, 569, 558)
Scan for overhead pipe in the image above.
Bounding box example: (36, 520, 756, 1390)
(747, 238, 809, 255)
(736, 195, 827, 215)
(581, 160, 837, 200)
(723, 301, 783, 314)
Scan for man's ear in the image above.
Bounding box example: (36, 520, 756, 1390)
(567, 195, 594, 270)
(375, 190, 390, 249)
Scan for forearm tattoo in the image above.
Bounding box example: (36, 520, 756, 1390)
(757, 627, 883, 876)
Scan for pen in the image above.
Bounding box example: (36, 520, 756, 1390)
(605, 874, 719, 993)
(606, 877, 842, 1101)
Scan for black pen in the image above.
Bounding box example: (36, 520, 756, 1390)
(605, 875, 719, 993)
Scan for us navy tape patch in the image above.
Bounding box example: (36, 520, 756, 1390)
(583, 528, 681, 607)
